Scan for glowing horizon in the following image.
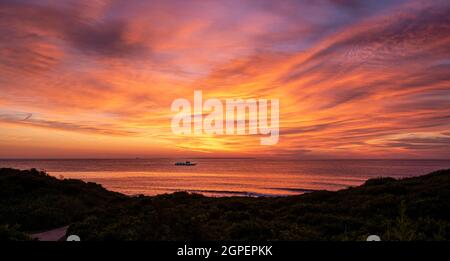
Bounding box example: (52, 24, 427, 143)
(1, 0, 449, 159)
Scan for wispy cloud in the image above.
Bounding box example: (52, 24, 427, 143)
(0, 0, 449, 158)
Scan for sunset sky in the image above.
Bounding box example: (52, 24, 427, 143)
(0, 0, 449, 159)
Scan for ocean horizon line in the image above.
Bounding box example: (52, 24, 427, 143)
(1, 158, 449, 161)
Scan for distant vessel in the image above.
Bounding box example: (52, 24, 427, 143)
(175, 161, 197, 166)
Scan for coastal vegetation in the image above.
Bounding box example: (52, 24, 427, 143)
(0, 168, 449, 241)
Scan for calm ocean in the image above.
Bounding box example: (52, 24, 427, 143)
(1, 159, 449, 197)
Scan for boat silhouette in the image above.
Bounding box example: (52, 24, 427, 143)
(174, 161, 197, 166)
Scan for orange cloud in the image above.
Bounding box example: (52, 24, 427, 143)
(0, 0, 449, 158)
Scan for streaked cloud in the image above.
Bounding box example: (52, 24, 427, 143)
(0, 0, 449, 158)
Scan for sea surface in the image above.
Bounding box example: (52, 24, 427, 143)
(1, 159, 449, 197)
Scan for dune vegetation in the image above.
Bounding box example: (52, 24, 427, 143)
(0, 168, 449, 241)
